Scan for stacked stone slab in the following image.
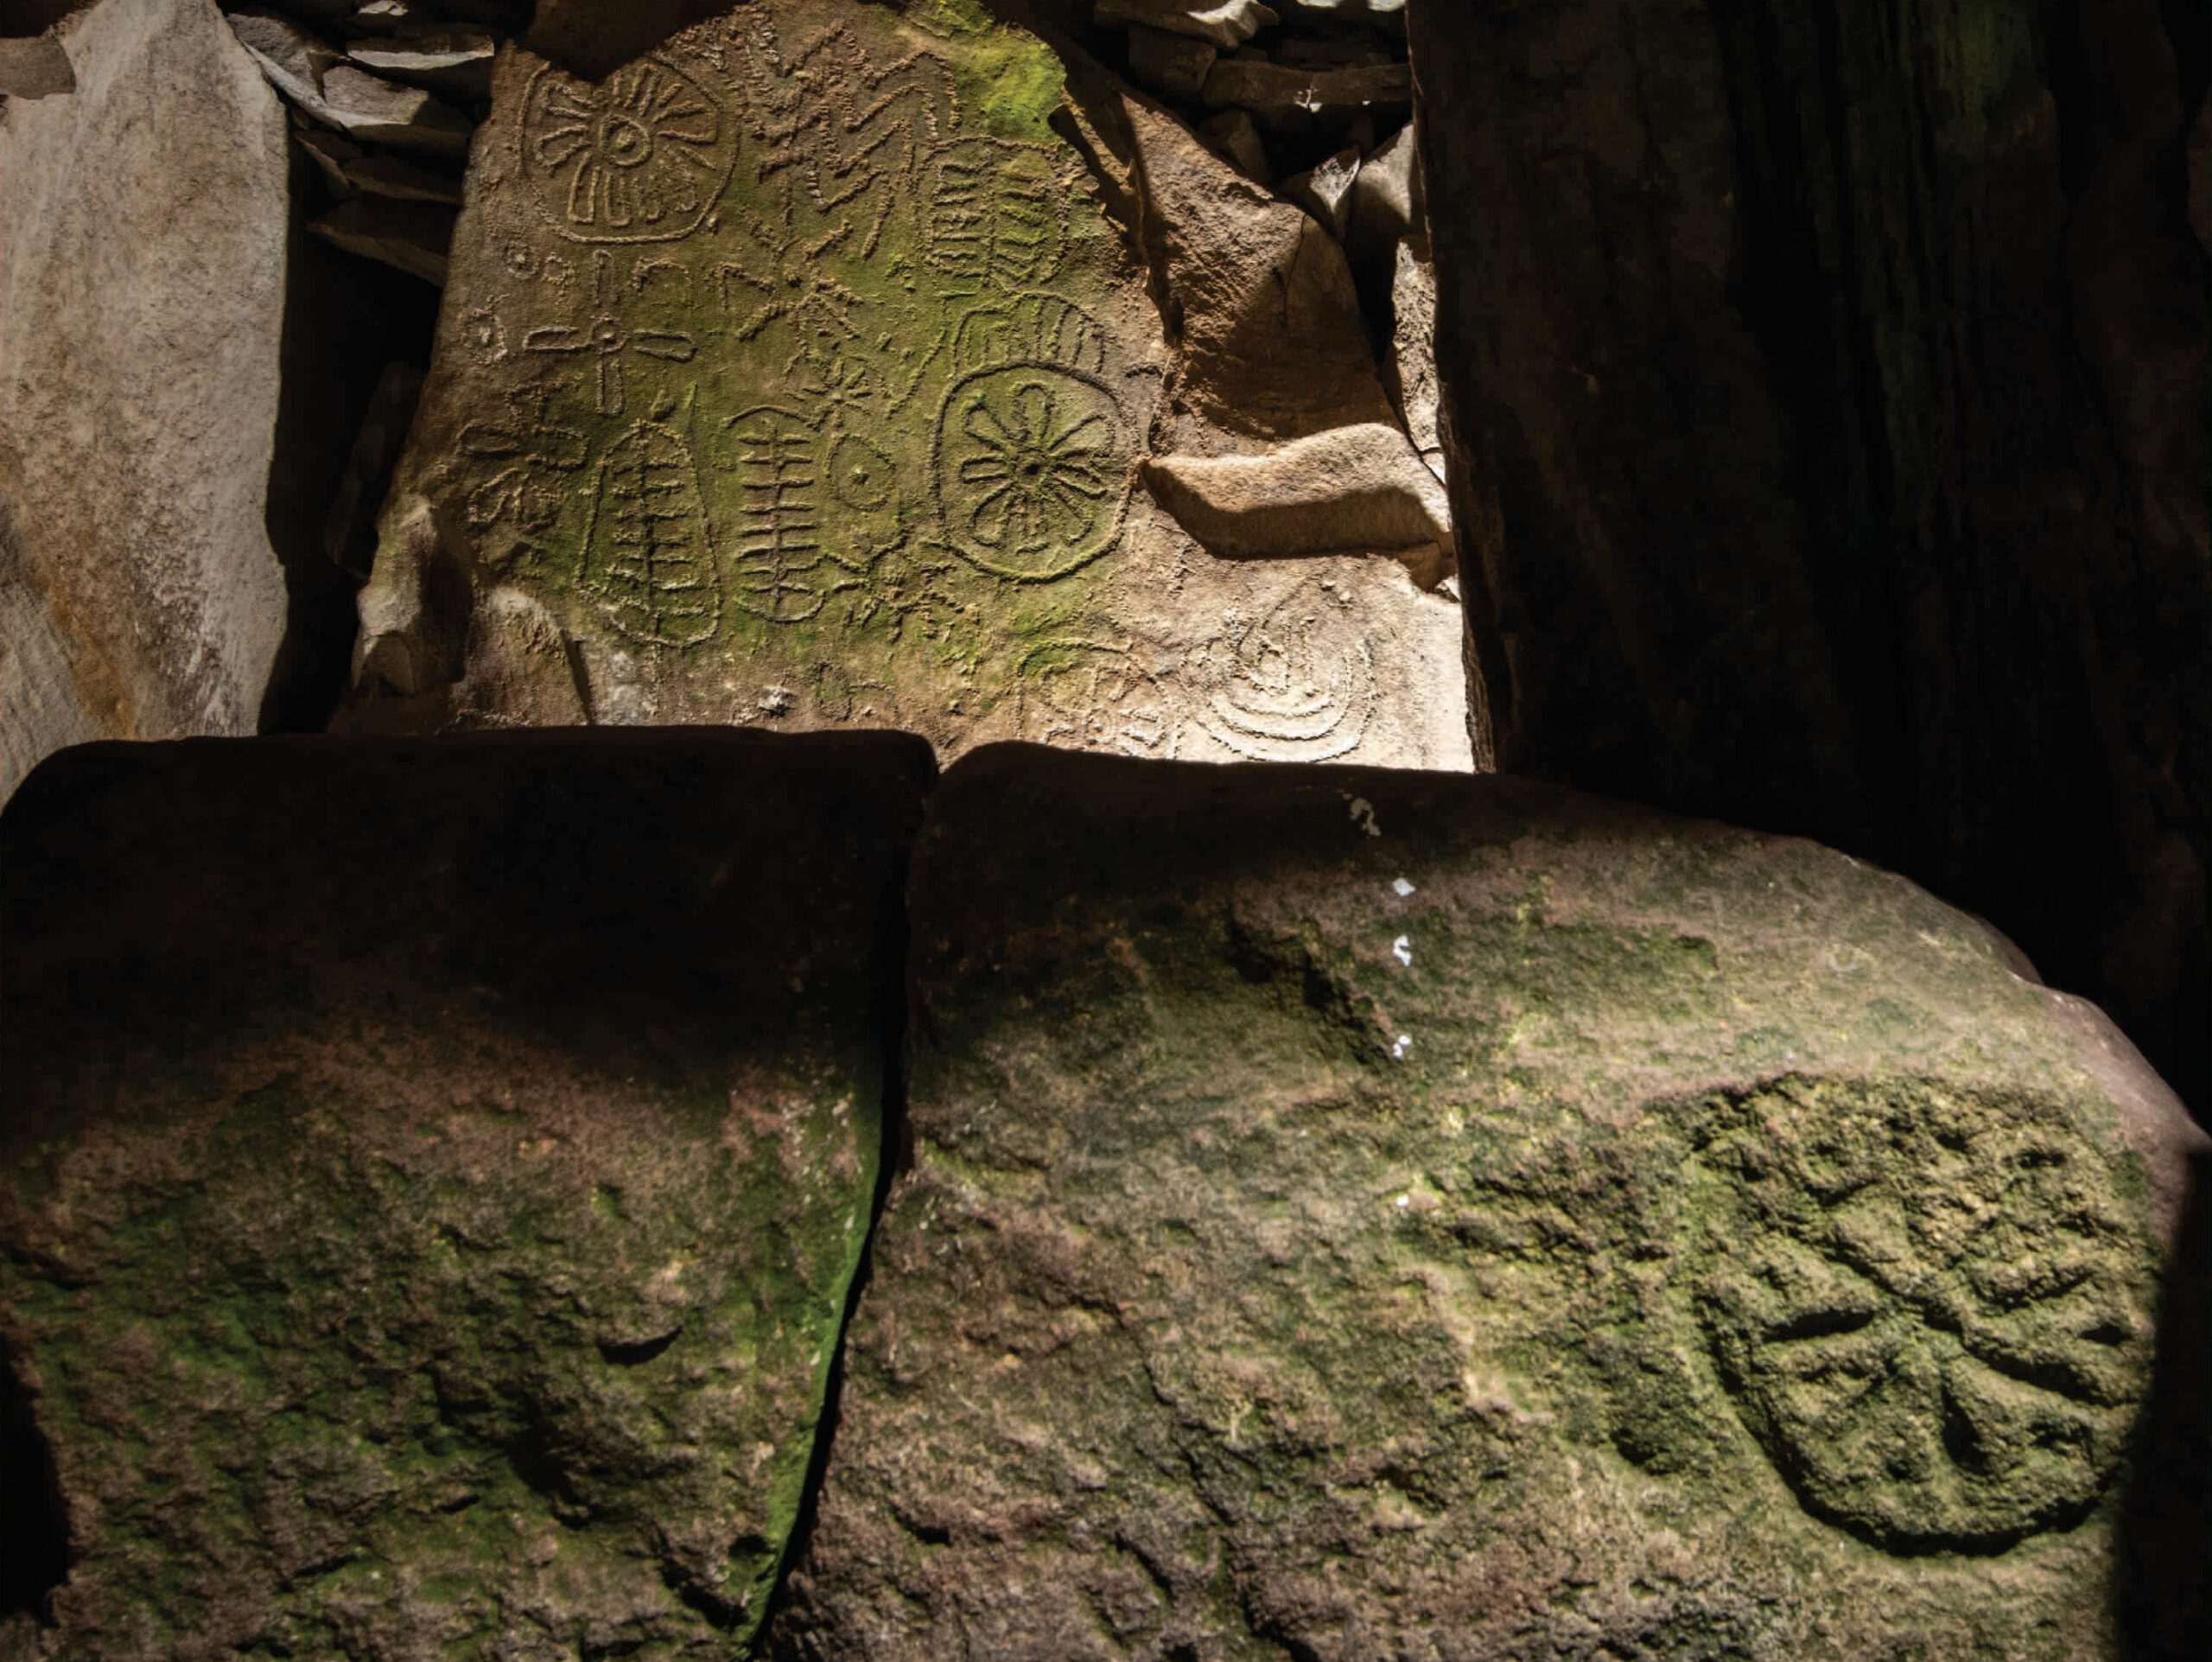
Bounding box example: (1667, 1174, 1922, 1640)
(772, 746, 2204, 1658)
(346, 0, 1470, 770)
(0, 731, 927, 1658)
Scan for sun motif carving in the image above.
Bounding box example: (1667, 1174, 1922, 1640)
(521, 60, 735, 244)
(933, 366, 1127, 581)
(1681, 1078, 2158, 1554)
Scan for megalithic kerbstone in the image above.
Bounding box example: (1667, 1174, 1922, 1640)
(772, 743, 2205, 1659)
(0, 729, 930, 1657)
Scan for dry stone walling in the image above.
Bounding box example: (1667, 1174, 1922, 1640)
(344, 0, 1471, 769)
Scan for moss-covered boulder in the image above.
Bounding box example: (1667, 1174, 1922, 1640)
(0, 731, 928, 1659)
(773, 746, 2203, 1659)
(346, 0, 1469, 771)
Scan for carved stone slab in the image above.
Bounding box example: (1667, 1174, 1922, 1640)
(0, 732, 928, 1657)
(349, 0, 1471, 770)
(772, 746, 2205, 1659)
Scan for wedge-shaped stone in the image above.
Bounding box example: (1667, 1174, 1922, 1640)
(773, 746, 2205, 1659)
(0, 730, 929, 1657)
(347, 0, 1471, 772)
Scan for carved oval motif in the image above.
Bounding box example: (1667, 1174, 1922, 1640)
(582, 420, 719, 646)
(521, 60, 736, 245)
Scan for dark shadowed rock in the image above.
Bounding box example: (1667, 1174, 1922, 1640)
(772, 744, 2203, 1658)
(1407, 0, 2211, 1116)
(0, 729, 931, 1657)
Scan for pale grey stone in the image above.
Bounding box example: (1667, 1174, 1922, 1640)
(232, 9, 471, 154)
(347, 24, 495, 98)
(0, 0, 289, 805)
(1093, 0, 1277, 48)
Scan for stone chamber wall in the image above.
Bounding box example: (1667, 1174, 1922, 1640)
(0, 0, 2205, 1657)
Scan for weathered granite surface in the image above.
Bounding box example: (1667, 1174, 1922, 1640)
(0, 0, 290, 805)
(773, 745, 2204, 1659)
(0, 731, 928, 1659)
(347, 0, 1470, 771)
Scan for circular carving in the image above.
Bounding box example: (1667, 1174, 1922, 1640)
(1682, 1079, 2158, 1553)
(932, 363, 1128, 581)
(830, 433, 895, 513)
(1190, 584, 1375, 762)
(521, 60, 736, 245)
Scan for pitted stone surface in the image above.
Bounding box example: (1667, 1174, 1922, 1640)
(771, 746, 2200, 1659)
(0, 732, 928, 1659)
(349, 0, 1470, 771)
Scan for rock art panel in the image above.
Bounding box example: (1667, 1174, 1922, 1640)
(0, 732, 929, 1658)
(346, 0, 1470, 772)
(772, 747, 2204, 1659)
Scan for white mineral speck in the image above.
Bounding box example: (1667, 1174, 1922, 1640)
(1392, 877, 1415, 896)
(1392, 934, 1412, 966)
(1391, 1034, 1412, 1059)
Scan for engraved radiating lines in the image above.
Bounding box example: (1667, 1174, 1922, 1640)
(931, 295, 1128, 582)
(728, 406, 829, 622)
(524, 250, 697, 417)
(944, 373, 1117, 560)
(522, 59, 736, 244)
(1681, 1078, 2157, 1554)
(583, 417, 718, 646)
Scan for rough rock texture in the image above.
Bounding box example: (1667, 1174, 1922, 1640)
(0, 730, 929, 1658)
(773, 745, 2204, 1659)
(346, 0, 1469, 771)
(0, 0, 289, 805)
(1408, 0, 2212, 1113)
(1139, 422, 1449, 567)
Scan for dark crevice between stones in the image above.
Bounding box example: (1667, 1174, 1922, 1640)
(255, 144, 441, 736)
(754, 794, 922, 1646)
(0, 1338, 68, 1627)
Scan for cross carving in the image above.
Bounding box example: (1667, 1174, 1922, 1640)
(523, 249, 696, 418)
